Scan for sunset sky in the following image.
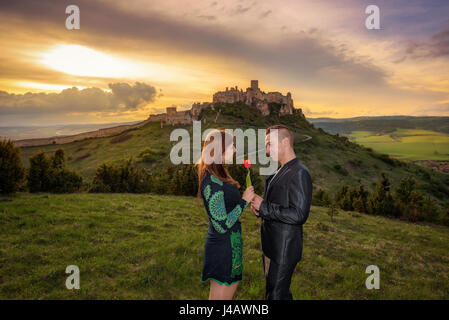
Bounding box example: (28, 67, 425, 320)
(0, 0, 448, 125)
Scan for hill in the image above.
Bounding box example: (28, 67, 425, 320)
(17, 102, 449, 204)
(308, 116, 449, 162)
(308, 116, 449, 135)
(0, 192, 447, 299)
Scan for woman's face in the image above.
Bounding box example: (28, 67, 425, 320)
(223, 142, 236, 163)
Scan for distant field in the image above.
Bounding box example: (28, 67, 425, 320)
(1, 193, 448, 299)
(347, 129, 449, 161)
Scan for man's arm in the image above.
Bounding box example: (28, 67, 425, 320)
(257, 169, 312, 225)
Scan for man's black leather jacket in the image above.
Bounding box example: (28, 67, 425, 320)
(258, 157, 313, 265)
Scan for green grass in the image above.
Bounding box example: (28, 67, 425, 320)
(1, 193, 448, 299)
(348, 129, 449, 161)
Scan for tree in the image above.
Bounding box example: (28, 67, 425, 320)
(28, 151, 51, 192)
(0, 139, 25, 193)
(327, 202, 339, 222)
(368, 173, 395, 216)
(353, 185, 370, 213)
(334, 185, 356, 211)
(394, 176, 423, 222)
(51, 148, 65, 169)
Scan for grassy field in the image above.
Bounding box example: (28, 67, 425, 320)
(1, 193, 448, 299)
(348, 129, 449, 161)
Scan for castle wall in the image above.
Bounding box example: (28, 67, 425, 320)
(14, 120, 151, 147)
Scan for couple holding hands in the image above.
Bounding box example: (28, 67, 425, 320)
(196, 124, 313, 300)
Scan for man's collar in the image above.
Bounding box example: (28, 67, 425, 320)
(281, 156, 298, 169)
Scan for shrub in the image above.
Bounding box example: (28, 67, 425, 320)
(312, 189, 330, 206)
(333, 163, 348, 176)
(47, 168, 83, 193)
(89, 159, 151, 193)
(28, 148, 83, 193)
(138, 147, 166, 163)
(0, 139, 25, 193)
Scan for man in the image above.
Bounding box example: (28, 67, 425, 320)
(251, 124, 313, 300)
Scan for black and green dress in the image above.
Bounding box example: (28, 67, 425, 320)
(200, 171, 249, 286)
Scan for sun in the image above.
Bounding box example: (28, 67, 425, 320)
(39, 44, 144, 78)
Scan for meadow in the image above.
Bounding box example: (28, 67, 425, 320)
(1, 193, 448, 299)
(347, 129, 449, 161)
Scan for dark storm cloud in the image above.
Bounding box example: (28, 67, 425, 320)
(0, 0, 389, 88)
(0, 82, 158, 116)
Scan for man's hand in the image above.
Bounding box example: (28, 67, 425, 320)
(251, 194, 263, 211)
(250, 203, 259, 216)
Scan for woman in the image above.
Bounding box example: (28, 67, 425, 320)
(196, 129, 255, 300)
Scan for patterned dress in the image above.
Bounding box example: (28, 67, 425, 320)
(200, 171, 249, 286)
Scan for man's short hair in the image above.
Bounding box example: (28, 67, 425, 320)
(266, 124, 294, 147)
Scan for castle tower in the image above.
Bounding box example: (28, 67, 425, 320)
(251, 80, 258, 90)
(166, 106, 177, 116)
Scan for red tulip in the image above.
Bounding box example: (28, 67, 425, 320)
(244, 160, 252, 187)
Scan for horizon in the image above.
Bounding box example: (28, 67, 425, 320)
(1, 114, 448, 130)
(1, 0, 449, 126)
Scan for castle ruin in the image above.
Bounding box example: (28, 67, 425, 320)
(148, 80, 302, 125)
(212, 80, 295, 116)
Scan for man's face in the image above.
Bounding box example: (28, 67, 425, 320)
(265, 132, 280, 162)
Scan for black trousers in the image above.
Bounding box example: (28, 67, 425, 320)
(262, 253, 297, 300)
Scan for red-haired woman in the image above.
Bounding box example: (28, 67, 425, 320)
(196, 129, 255, 300)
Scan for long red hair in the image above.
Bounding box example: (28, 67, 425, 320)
(196, 129, 240, 200)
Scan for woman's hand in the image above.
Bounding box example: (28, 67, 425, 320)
(242, 186, 255, 203)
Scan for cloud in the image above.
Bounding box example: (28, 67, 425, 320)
(412, 103, 449, 116)
(0, 0, 390, 90)
(109, 82, 158, 110)
(396, 24, 449, 62)
(229, 4, 252, 16)
(303, 107, 339, 116)
(0, 82, 158, 117)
